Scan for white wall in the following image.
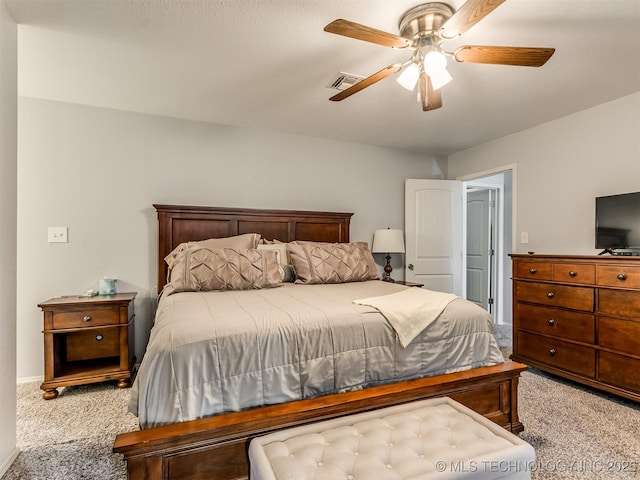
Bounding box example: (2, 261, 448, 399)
(449, 92, 640, 255)
(16, 97, 445, 380)
(0, 0, 17, 475)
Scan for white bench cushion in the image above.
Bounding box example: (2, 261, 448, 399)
(249, 397, 534, 480)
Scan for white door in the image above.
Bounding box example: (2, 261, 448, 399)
(466, 189, 497, 314)
(405, 179, 463, 295)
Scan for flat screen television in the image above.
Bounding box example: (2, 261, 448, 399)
(595, 191, 640, 250)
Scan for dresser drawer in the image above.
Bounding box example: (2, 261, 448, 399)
(599, 289, 640, 317)
(599, 316, 640, 355)
(597, 265, 640, 289)
(599, 351, 640, 393)
(552, 263, 595, 285)
(515, 262, 551, 280)
(516, 303, 595, 343)
(515, 281, 594, 312)
(65, 328, 120, 362)
(52, 307, 120, 329)
(517, 331, 595, 377)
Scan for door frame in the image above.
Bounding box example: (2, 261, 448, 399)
(457, 164, 517, 325)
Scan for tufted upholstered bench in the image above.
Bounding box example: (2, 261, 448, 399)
(249, 397, 535, 480)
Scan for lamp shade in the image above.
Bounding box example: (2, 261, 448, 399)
(372, 229, 405, 254)
(397, 63, 420, 91)
(424, 50, 452, 90)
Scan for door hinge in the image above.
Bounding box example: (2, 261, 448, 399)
(489, 249, 495, 256)
(488, 298, 494, 305)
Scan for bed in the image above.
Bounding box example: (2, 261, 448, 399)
(114, 204, 526, 480)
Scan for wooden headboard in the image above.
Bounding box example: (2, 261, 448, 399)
(154, 204, 353, 293)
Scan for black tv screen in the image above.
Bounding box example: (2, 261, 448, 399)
(595, 192, 640, 249)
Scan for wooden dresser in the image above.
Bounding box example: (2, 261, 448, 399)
(511, 254, 640, 401)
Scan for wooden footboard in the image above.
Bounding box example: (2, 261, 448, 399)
(114, 361, 526, 480)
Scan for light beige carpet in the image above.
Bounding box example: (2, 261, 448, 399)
(3, 381, 138, 480)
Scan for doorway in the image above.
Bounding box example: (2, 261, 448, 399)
(461, 168, 514, 325)
(404, 167, 514, 325)
(465, 186, 499, 315)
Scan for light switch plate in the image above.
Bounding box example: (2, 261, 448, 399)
(48, 227, 68, 243)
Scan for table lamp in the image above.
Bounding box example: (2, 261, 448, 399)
(372, 228, 405, 282)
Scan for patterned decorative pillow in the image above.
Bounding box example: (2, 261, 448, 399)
(165, 233, 261, 279)
(163, 247, 281, 296)
(287, 241, 379, 285)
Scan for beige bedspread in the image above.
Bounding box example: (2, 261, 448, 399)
(129, 280, 504, 429)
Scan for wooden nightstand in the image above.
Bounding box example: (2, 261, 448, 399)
(393, 280, 424, 288)
(38, 292, 136, 400)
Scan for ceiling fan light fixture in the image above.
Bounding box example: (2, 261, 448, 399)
(323, 0, 556, 111)
(397, 62, 420, 91)
(424, 49, 452, 90)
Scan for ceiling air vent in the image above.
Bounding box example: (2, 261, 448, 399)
(327, 72, 365, 91)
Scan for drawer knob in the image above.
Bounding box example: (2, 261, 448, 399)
(529, 268, 537, 274)
(569, 271, 577, 277)
(547, 292, 554, 299)
(617, 273, 627, 281)
(549, 348, 556, 357)
(548, 319, 555, 326)
(83, 315, 92, 322)
(95, 334, 103, 341)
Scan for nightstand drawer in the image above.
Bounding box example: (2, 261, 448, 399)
(515, 303, 595, 343)
(53, 308, 120, 329)
(517, 331, 595, 378)
(515, 281, 594, 312)
(65, 329, 120, 362)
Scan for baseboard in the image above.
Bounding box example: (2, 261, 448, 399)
(17, 375, 42, 385)
(0, 447, 20, 478)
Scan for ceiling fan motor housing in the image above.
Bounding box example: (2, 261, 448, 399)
(398, 2, 454, 42)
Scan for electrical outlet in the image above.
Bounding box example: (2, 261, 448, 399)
(520, 231, 529, 244)
(48, 227, 68, 243)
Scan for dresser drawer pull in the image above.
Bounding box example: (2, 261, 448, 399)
(529, 268, 537, 274)
(548, 319, 555, 326)
(95, 334, 103, 341)
(83, 315, 92, 322)
(569, 271, 577, 277)
(617, 273, 627, 281)
(549, 348, 556, 357)
(547, 292, 554, 299)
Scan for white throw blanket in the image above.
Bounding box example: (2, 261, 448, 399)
(354, 288, 458, 347)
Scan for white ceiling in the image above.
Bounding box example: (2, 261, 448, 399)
(5, 0, 640, 154)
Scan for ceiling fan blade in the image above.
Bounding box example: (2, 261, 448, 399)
(330, 64, 402, 101)
(324, 19, 410, 49)
(439, 0, 505, 39)
(455, 45, 555, 67)
(419, 71, 443, 111)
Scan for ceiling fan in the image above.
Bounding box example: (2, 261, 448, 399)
(324, 0, 555, 111)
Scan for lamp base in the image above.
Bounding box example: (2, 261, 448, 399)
(382, 254, 395, 282)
